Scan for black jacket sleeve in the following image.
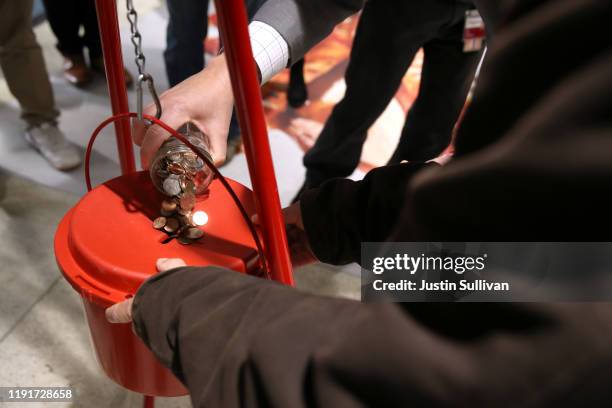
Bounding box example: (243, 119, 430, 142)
(300, 162, 435, 265)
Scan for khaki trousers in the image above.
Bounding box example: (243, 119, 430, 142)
(0, 0, 59, 126)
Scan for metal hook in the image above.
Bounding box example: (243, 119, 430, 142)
(136, 73, 162, 123)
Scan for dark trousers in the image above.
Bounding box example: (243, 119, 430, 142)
(303, 0, 482, 186)
(164, 0, 267, 85)
(164, 0, 266, 139)
(164, 0, 209, 87)
(42, 0, 102, 59)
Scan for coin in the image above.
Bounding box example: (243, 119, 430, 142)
(160, 205, 176, 216)
(182, 155, 197, 167)
(179, 193, 196, 211)
(177, 235, 193, 245)
(185, 227, 204, 240)
(192, 210, 208, 226)
(161, 200, 177, 213)
(168, 162, 186, 175)
(163, 176, 182, 196)
(152, 145, 214, 240)
(168, 153, 182, 163)
(178, 213, 192, 225)
(152, 216, 167, 229)
(177, 207, 191, 216)
(191, 139, 206, 150)
(185, 180, 196, 194)
(164, 217, 180, 233)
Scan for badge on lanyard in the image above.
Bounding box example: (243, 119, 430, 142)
(463, 9, 486, 52)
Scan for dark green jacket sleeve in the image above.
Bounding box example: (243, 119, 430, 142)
(133, 267, 612, 408)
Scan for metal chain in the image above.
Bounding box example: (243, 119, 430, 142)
(126, 0, 146, 76)
(125, 0, 162, 120)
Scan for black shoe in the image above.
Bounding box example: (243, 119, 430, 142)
(287, 59, 308, 108)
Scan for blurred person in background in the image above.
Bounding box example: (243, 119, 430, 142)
(294, 0, 484, 201)
(42, 0, 133, 87)
(0, 0, 81, 170)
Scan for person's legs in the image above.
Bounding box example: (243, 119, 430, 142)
(387, 11, 482, 164)
(42, 0, 93, 86)
(83, 0, 133, 86)
(164, 0, 209, 87)
(41, 0, 83, 58)
(224, 0, 267, 163)
(287, 58, 307, 108)
(224, 111, 242, 164)
(302, 0, 428, 188)
(78, 0, 103, 61)
(0, 0, 59, 125)
(0, 0, 81, 170)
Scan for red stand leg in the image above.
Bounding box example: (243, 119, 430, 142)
(214, 0, 294, 286)
(143, 395, 155, 408)
(94, 0, 136, 175)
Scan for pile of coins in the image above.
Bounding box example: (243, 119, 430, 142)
(149, 129, 214, 198)
(157, 151, 207, 194)
(153, 198, 206, 245)
(152, 151, 208, 245)
(148, 125, 215, 244)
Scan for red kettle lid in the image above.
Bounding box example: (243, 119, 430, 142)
(55, 171, 259, 306)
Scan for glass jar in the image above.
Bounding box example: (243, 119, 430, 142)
(149, 123, 214, 197)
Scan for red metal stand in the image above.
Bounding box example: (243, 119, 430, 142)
(89, 1, 295, 404)
(94, 0, 136, 175)
(215, 0, 294, 285)
(143, 396, 154, 408)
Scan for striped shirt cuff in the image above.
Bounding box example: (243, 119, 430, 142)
(249, 21, 290, 84)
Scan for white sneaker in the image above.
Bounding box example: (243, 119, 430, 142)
(25, 122, 82, 171)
